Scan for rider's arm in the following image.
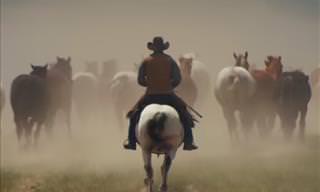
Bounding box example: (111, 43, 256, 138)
(138, 62, 147, 87)
(171, 59, 181, 88)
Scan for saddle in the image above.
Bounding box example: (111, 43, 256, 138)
(126, 93, 199, 128)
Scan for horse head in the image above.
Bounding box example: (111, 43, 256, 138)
(85, 61, 99, 76)
(55, 56, 72, 79)
(179, 54, 194, 77)
(30, 64, 48, 78)
(101, 59, 117, 77)
(233, 51, 249, 70)
(265, 56, 283, 80)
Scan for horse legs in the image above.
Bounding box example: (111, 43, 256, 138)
(267, 112, 276, 135)
(34, 122, 42, 147)
(142, 150, 153, 192)
(45, 108, 56, 139)
(281, 116, 295, 141)
(299, 107, 307, 142)
(256, 108, 267, 139)
(240, 108, 254, 140)
(160, 155, 172, 192)
(23, 119, 34, 148)
(63, 106, 72, 138)
(223, 108, 238, 142)
(14, 116, 23, 145)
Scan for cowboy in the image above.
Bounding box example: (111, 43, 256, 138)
(123, 36, 198, 151)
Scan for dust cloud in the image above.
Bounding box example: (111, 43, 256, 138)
(0, 0, 319, 182)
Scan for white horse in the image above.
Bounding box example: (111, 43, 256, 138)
(109, 71, 144, 130)
(176, 56, 198, 106)
(137, 104, 184, 192)
(72, 72, 99, 126)
(179, 53, 211, 109)
(214, 52, 256, 141)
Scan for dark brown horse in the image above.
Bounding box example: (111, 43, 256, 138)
(10, 65, 49, 147)
(46, 56, 72, 137)
(251, 56, 283, 137)
(275, 70, 311, 141)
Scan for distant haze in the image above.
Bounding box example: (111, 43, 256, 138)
(0, 0, 319, 176)
(1, 0, 318, 90)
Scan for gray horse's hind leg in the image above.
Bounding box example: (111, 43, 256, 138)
(143, 150, 153, 192)
(240, 108, 254, 139)
(160, 155, 172, 192)
(223, 107, 238, 142)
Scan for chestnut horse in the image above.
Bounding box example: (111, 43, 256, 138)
(251, 56, 283, 137)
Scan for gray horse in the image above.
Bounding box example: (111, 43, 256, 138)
(137, 104, 184, 192)
(215, 52, 256, 141)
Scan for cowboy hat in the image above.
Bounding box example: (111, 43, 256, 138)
(147, 36, 170, 51)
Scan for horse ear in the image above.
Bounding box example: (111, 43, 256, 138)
(233, 52, 237, 59)
(244, 51, 248, 59)
(31, 64, 35, 69)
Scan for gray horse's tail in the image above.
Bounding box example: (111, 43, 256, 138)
(147, 112, 168, 143)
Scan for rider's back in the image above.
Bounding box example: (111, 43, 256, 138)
(144, 54, 173, 95)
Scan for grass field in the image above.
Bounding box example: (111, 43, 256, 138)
(1, 136, 319, 192)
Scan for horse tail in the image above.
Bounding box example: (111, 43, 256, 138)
(227, 75, 240, 91)
(147, 112, 168, 143)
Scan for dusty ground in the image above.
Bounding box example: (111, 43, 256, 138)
(1, 95, 319, 192)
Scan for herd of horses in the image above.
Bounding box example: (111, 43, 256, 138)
(0, 53, 319, 192)
(215, 52, 316, 142)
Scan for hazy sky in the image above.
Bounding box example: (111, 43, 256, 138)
(1, 0, 319, 89)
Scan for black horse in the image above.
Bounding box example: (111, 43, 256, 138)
(275, 70, 311, 140)
(10, 64, 49, 147)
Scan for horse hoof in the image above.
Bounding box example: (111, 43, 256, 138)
(144, 178, 153, 186)
(160, 185, 167, 192)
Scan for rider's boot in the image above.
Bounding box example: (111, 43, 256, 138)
(183, 123, 198, 151)
(123, 117, 137, 150)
